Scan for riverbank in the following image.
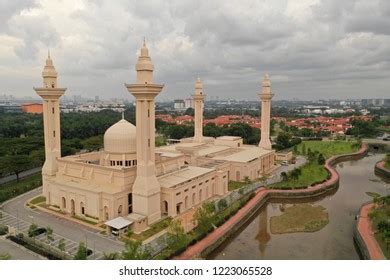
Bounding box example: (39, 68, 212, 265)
(354, 202, 385, 260)
(375, 161, 390, 181)
(176, 144, 368, 259)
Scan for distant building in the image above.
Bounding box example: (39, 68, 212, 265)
(184, 98, 194, 109)
(0, 103, 22, 113)
(174, 99, 185, 110)
(21, 103, 43, 114)
(361, 98, 390, 107)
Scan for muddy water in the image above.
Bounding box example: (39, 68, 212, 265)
(208, 153, 390, 260)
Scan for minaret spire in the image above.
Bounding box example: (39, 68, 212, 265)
(125, 41, 164, 228)
(193, 77, 205, 142)
(34, 52, 67, 203)
(258, 73, 273, 150)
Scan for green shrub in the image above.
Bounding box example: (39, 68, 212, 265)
(0, 224, 8, 235)
(217, 199, 228, 210)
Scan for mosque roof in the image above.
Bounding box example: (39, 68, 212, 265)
(104, 118, 136, 154)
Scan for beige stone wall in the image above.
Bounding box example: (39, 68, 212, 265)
(161, 170, 224, 218)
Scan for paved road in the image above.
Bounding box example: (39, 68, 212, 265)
(0, 167, 42, 185)
(0, 188, 124, 259)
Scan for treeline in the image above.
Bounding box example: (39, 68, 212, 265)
(157, 121, 261, 145)
(0, 110, 133, 179)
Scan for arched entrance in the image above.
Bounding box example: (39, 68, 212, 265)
(103, 206, 109, 221)
(61, 197, 66, 210)
(163, 201, 168, 215)
(70, 199, 75, 216)
(80, 202, 85, 215)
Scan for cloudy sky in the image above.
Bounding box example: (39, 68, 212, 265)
(1, 0, 389, 101)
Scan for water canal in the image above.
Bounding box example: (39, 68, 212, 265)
(208, 153, 390, 260)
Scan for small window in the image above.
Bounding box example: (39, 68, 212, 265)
(176, 192, 181, 196)
(52, 108, 54, 114)
(53, 130, 55, 137)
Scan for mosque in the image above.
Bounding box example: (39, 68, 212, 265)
(34, 41, 275, 233)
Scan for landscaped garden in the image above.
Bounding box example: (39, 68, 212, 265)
(368, 195, 390, 259)
(269, 140, 360, 190)
(270, 203, 329, 234)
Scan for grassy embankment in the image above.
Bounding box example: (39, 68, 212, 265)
(369, 196, 390, 259)
(269, 141, 359, 189)
(0, 173, 42, 203)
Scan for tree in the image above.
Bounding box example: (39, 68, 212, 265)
(166, 220, 189, 252)
(4, 154, 33, 182)
(280, 172, 288, 182)
(103, 252, 119, 260)
(290, 168, 301, 181)
(318, 153, 326, 165)
(193, 202, 216, 233)
(184, 107, 194, 116)
(46, 226, 54, 243)
(28, 223, 38, 237)
(74, 241, 88, 260)
(301, 143, 306, 155)
(121, 239, 150, 260)
(58, 238, 66, 253)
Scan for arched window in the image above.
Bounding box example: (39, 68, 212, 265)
(199, 189, 203, 201)
(236, 171, 240, 181)
(184, 196, 188, 209)
(118, 205, 123, 215)
(192, 193, 196, 205)
(61, 197, 66, 209)
(70, 199, 75, 215)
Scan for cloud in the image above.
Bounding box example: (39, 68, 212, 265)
(0, 0, 389, 100)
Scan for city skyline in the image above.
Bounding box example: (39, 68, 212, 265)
(1, 0, 390, 100)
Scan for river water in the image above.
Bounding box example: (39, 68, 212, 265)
(208, 153, 390, 260)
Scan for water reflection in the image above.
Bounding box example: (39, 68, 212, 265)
(255, 207, 270, 256)
(209, 153, 389, 260)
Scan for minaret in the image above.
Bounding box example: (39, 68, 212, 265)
(259, 73, 273, 150)
(125, 40, 163, 224)
(193, 77, 205, 143)
(34, 51, 66, 201)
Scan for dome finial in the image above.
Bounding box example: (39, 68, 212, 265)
(48, 49, 50, 58)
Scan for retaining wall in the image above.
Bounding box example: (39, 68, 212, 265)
(374, 161, 390, 182)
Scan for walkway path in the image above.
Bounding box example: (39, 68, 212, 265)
(0, 167, 41, 185)
(357, 203, 385, 260)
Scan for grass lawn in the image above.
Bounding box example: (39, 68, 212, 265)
(0, 173, 42, 203)
(30, 196, 46, 205)
(269, 140, 359, 189)
(228, 181, 247, 191)
(125, 217, 172, 242)
(269, 161, 328, 189)
(270, 203, 329, 234)
(296, 140, 359, 159)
